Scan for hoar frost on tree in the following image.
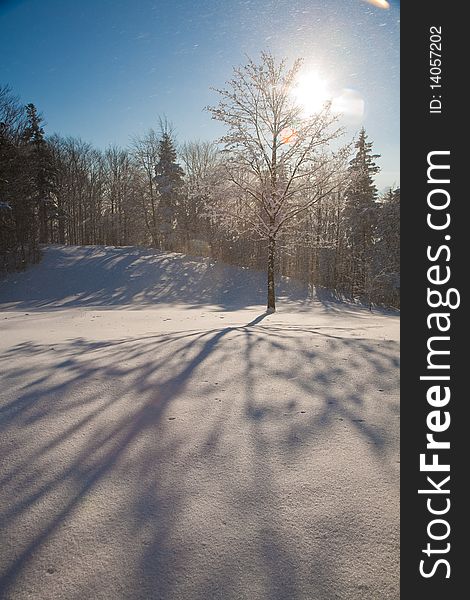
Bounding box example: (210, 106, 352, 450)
(208, 52, 349, 312)
(179, 140, 221, 254)
(1, 81, 399, 307)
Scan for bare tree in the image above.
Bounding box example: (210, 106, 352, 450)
(208, 52, 349, 311)
(130, 129, 160, 246)
(103, 145, 134, 245)
(178, 140, 222, 252)
(0, 85, 26, 142)
(180, 140, 219, 195)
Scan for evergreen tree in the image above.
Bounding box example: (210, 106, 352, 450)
(1, 81, 399, 307)
(0, 94, 41, 267)
(23, 103, 55, 244)
(342, 128, 380, 298)
(154, 129, 184, 250)
(0, 123, 18, 261)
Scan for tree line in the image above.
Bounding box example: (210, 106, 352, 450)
(0, 54, 399, 308)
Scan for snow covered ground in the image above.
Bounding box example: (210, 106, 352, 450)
(0, 245, 399, 600)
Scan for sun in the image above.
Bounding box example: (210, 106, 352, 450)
(291, 71, 331, 117)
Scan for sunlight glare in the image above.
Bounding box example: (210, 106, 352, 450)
(331, 89, 365, 121)
(362, 0, 390, 9)
(280, 127, 298, 144)
(291, 71, 331, 117)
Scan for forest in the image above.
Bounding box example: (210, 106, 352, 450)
(1, 41, 401, 600)
(0, 54, 400, 308)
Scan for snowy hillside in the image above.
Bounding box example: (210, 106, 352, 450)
(0, 246, 399, 600)
(0, 244, 332, 311)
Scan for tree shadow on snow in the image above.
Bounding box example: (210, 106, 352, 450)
(0, 246, 393, 318)
(0, 316, 399, 599)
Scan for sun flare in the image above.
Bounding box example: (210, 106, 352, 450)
(362, 0, 390, 9)
(291, 71, 331, 117)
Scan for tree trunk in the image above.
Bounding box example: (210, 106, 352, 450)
(267, 234, 276, 312)
(58, 212, 65, 244)
(38, 202, 48, 243)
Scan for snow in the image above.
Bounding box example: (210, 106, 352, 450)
(0, 245, 399, 600)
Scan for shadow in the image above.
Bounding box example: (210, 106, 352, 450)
(0, 245, 394, 318)
(0, 316, 400, 599)
(245, 311, 271, 327)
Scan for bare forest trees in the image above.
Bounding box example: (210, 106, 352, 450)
(103, 146, 138, 246)
(49, 136, 101, 245)
(1, 58, 399, 307)
(130, 129, 160, 246)
(179, 140, 221, 254)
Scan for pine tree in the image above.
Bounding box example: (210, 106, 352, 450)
(23, 103, 55, 244)
(342, 128, 380, 298)
(0, 123, 18, 263)
(154, 130, 184, 250)
(1, 97, 42, 266)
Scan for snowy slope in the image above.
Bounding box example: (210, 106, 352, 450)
(0, 245, 399, 600)
(0, 244, 313, 311)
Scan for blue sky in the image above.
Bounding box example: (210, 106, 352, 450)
(0, 0, 399, 189)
